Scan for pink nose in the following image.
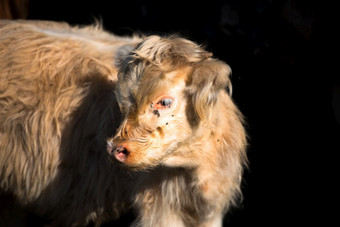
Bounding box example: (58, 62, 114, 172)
(107, 142, 129, 163)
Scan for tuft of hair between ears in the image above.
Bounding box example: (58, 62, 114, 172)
(131, 35, 212, 71)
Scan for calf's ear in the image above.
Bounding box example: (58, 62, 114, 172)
(186, 59, 232, 120)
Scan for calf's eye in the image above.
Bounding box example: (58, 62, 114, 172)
(159, 98, 173, 107)
(153, 96, 174, 110)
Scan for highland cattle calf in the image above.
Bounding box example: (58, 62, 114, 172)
(0, 20, 247, 226)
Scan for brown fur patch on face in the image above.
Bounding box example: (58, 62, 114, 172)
(155, 126, 164, 137)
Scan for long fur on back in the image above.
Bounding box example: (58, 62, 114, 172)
(0, 20, 141, 225)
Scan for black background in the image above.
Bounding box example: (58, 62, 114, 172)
(9, 0, 340, 226)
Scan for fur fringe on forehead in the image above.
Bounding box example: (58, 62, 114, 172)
(131, 35, 212, 71)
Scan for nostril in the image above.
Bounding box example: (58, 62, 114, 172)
(115, 145, 126, 154)
(112, 144, 130, 163)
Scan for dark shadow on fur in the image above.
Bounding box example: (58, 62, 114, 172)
(26, 74, 131, 226)
(185, 97, 200, 129)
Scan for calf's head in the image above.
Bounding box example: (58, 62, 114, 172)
(107, 36, 232, 169)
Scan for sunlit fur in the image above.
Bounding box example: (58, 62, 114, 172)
(0, 20, 247, 227)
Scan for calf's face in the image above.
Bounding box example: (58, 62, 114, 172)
(107, 36, 231, 169)
(107, 65, 194, 168)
